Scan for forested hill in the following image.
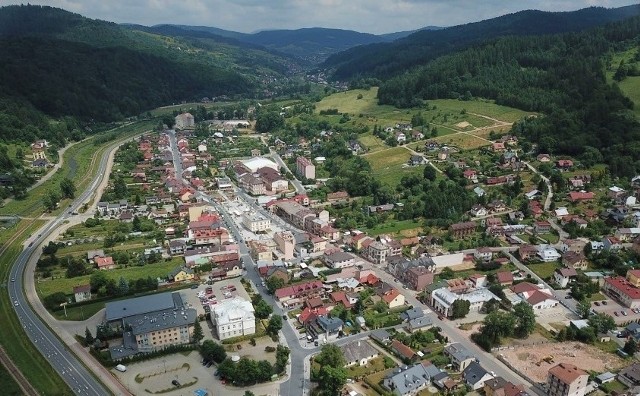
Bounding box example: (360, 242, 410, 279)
(323, 5, 640, 80)
(378, 16, 640, 177)
(0, 5, 304, 125)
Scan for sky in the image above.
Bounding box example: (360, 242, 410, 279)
(2, 0, 638, 34)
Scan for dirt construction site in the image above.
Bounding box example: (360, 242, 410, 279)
(499, 341, 626, 383)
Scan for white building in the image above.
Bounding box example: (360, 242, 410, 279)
(242, 213, 271, 232)
(431, 288, 499, 317)
(211, 298, 256, 340)
(241, 157, 279, 173)
(537, 245, 561, 262)
(175, 113, 195, 130)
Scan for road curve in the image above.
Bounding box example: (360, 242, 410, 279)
(9, 133, 142, 396)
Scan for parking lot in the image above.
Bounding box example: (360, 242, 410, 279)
(181, 277, 252, 319)
(590, 294, 640, 325)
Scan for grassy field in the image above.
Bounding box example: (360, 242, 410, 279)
(365, 219, 423, 237)
(528, 261, 561, 280)
(365, 147, 424, 187)
(358, 133, 387, 153)
(36, 257, 184, 298)
(0, 362, 22, 396)
(315, 88, 533, 132)
(606, 49, 640, 117)
(434, 132, 491, 149)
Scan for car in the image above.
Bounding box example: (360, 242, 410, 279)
(614, 311, 620, 316)
(171, 379, 180, 386)
(10, 278, 15, 282)
(602, 301, 608, 305)
(564, 295, 572, 299)
(314, 341, 319, 346)
(206, 362, 212, 368)
(594, 301, 601, 306)
(13, 301, 18, 306)
(282, 314, 288, 320)
(623, 311, 629, 316)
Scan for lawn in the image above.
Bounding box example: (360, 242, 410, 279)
(365, 219, 423, 237)
(345, 356, 387, 379)
(434, 132, 491, 149)
(365, 146, 424, 187)
(0, 360, 23, 396)
(36, 257, 185, 298)
(527, 261, 561, 280)
(52, 299, 106, 321)
(594, 340, 621, 354)
(358, 133, 387, 153)
(587, 292, 606, 302)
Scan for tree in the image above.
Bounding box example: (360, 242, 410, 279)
(132, 216, 141, 232)
(450, 299, 470, 319)
(576, 300, 591, 319)
(60, 177, 76, 198)
(314, 344, 345, 367)
(43, 190, 59, 212)
(274, 345, 290, 374)
(513, 302, 536, 338)
(254, 299, 273, 319)
(267, 314, 283, 336)
(244, 392, 256, 396)
(439, 267, 454, 280)
(588, 313, 616, 334)
(624, 339, 638, 356)
(192, 320, 204, 344)
(84, 327, 94, 345)
(423, 165, 437, 181)
(117, 276, 129, 295)
(90, 271, 108, 292)
(256, 360, 273, 382)
(200, 340, 227, 363)
(266, 276, 285, 294)
(319, 365, 347, 396)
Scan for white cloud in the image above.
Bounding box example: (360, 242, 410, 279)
(0, 0, 637, 33)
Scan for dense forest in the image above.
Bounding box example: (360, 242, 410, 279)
(323, 5, 640, 80)
(376, 16, 640, 177)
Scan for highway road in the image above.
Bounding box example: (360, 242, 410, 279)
(7, 137, 126, 395)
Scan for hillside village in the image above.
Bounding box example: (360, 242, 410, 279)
(33, 100, 640, 396)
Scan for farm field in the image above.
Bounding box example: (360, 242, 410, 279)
(434, 132, 491, 149)
(364, 146, 424, 187)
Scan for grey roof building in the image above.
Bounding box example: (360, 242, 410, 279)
(106, 292, 181, 322)
(384, 363, 432, 396)
(370, 329, 391, 344)
(316, 316, 344, 334)
(463, 361, 493, 390)
(406, 316, 433, 332)
(444, 342, 476, 371)
(401, 307, 425, 321)
(340, 340, 379, 366)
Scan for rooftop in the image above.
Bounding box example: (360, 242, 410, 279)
(106, 292, 181, 322)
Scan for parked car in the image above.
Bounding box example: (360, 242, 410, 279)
(614, 311, 620, 316)
(171, 380, 180, 387)
(602, 301, 608, 305)
(623, 311, 628, 316)
(594, 301, 601, 306)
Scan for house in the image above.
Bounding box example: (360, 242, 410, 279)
(449, 221, 476, 238)
(609, 186, 626, 200)
(603, 236, 623, 252)
(470, 205, 488, 217)
(315, 315, 343, 336)
(296, 156, 315, 180)
(496, 271, 514, 286)
(554, 267, 578, 288)
(95, 256, 115, 270)
(569, 191, 595, 202)
(556, 159, 574, 170)
(537, 245, 561, 262)
(406, 316, 433, 333)
(603, 273, 640, 308)
(383, 363, 432, 396)
(444, 343, 476, 371)
(274, 280, 323, 302)
(370, 329, 391, 345)
(404, 267, 435, 291)
(431, 287, 499, 317)
(174, 113, 195, 130)
(409, 155, 426, 166)
(510, 282, 558, 309)
(484, 377, 528, 396)
(463, 361, 494, 390)
(390, 340, 417, 362)
(395, 131, 406, 143)
(340, 340, 379, 367)
(559, 239, 587, 254)
(562, 252, 587, 270)
(376, 284, 405, 308)
(324, 251, 356, 269)
(169, 239, 187, 256)
(73, 285, 91, 303)
(534, 221, 551, 234)
(401, 307, 424, 322)
(169, 266, 195, 282)
(618, 362, 640, 387)
(86, 249, 105, 263)
(211, 297, 255, 340)
(546, 363, 588, 396)
(537, 153, 552, 162)
(518, 245, 538, 261)
(474, 247, 493, 262)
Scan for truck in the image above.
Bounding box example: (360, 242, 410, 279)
(115, 364, 127, 372)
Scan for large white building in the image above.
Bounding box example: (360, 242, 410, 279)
(242, 213, 271, 232)
(241, 157, 279, 173)
(431, 287, 499, 318)
(174, 113, 195, 130)
(211, 297, 256, 340)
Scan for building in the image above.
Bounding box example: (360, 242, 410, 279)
(618, 363, 640, 387)
(174, 113, 195, 130)
(324, 251, 356, 269)
(554, 267, 578, 288)
(463, 361, 493, 390)
(169, 266, 195, 282)
(73, 285, 91, 303)
(444, 343, 476, 371)
(404, 267, 435, 291)
(273, 231, 295, 260)
(367, 241, 390, 265)
(510, 282, 558, 310)
(562, 251, 587, 270)
(95, 256, 116, 270)
(546, 363, 588, 396)
(475, 247, 493, 262)
(274, 280, 323, 302)
(449, 221, 476, 238)
(242, 214, 271, 232)
(603, 273, 640, 309)
(240, 157, 279, 173)
(340, 340, 379, 367)
(496, 271, 514, 286)
(383, 363, 433, 396)
(431, 288, 499, 318)
(104, 292, 196, 356)
(296, 156, 315, 180)
(211, 297, 256, 340)
(484, 377, 528, 396)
